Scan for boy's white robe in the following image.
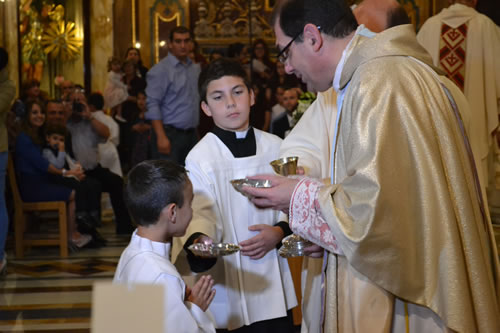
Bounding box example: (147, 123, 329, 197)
(172, 129, 297, 330)
(113, 231, 215, 333)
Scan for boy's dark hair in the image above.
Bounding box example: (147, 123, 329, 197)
(44, 123, 67, 138)
(169, 26, 191, 41)
(124, 160, 189, 227)
(88, 92, 105, 110)
(273, 0, 358, 41)
(198, 58, 251, 103)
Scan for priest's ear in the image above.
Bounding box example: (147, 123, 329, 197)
(303, 24, 323, 53)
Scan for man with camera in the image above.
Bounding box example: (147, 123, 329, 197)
(67, 90, 134, 235)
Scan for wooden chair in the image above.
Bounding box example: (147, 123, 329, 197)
(7, 154, 68, 258)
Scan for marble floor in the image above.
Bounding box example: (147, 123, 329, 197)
(0, 211, 129, 332)
(1, 214, 500, 332)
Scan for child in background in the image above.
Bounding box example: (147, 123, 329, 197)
(103, 56, 128, 114)
(42, 124, 80, 177)
(42, 124, 105, 246)
(172, 58, 296, 331)
(129, 91, 151, 168)
(114, 160, 216, 333)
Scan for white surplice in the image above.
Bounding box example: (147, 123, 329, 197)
(172, 130, 297, 330)
(113, 231, 216, 333)
(279, 88, 338, 333)
(417, 3, 500, 186)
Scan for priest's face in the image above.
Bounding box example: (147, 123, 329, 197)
(201, 75, 255, 132)
(274, 20, 331, 92)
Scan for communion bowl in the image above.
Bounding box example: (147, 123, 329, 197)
(270, 156, 299, 176)
(230, 178, 273, 197)
(188, 242, 240, 257)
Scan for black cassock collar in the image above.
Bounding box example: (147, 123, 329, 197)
(211, 126, 257, 158)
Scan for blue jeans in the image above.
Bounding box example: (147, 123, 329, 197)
(0, 152, 8, 261)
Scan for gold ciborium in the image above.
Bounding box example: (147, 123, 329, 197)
(270, 156, 298, 176)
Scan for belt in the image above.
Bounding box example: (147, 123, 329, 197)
(164, 124, 195, 133)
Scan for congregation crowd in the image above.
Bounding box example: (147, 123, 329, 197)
(0, 25, 309, 253)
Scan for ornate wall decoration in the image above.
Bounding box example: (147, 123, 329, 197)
(19, 1, 82, 82)
(42, 20, 82, 61)
(192, 0, 274, 43)
(149, 0, 189, 64)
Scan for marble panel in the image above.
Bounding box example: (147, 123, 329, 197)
(90, 0, 113, 93)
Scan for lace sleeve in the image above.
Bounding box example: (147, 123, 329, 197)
(289, 178, 343, 255)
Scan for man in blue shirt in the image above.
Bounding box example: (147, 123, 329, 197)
(146, 26, 201, 165)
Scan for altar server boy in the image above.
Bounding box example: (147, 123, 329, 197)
(114, 160, 216, 333)
(172, 58, 297, 332)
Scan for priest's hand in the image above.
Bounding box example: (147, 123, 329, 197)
(239, 225, 284, 259)
(186, 275, 216, 312)
(242, 174, 300, 213)
(303, 243, 325, 258)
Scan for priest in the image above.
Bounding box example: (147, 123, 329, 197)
(242, 0, 500, 332)
(417, 0, 500, 188)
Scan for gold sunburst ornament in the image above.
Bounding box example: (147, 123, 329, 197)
(42, 21, 83, 61)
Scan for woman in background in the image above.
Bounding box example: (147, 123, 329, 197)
(14, 100, 91, 249)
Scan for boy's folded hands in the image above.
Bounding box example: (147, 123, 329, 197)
(186, 275, 216, 312)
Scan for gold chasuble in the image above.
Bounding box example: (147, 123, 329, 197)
(299, 25, 500, 332)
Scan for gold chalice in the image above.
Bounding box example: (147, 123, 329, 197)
(270, 156, 298, 176)
(270, 156, 313, 257)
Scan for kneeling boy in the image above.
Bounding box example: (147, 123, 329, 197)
(114, 160, 216, 333)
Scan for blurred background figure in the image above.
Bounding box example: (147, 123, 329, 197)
(0, 47, 16, 274)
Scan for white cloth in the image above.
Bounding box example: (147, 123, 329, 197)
(172, 130, 297, 330)
(417, 3, 500, 186)
(113, 231, 215, 333)
(103, 71, 128, 109)
(279, 88, 338, 333)
(93, 110, 122, 176)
